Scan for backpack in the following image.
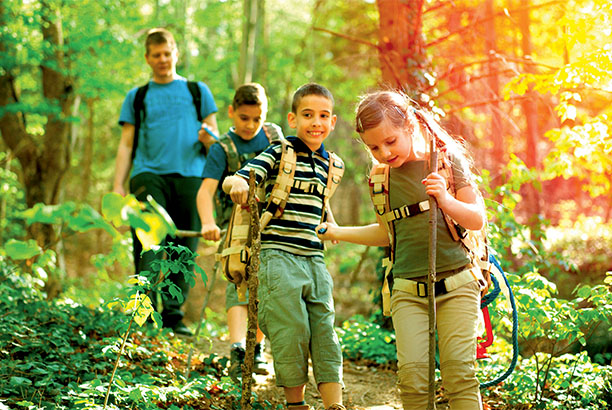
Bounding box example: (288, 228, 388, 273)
(369, 150, 491, 316)
(131, 81, 203, 160)
(219, 139, 345, 300)
(213, 123, 284, 227)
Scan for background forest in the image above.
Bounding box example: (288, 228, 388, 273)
(1, 0, 612, 409)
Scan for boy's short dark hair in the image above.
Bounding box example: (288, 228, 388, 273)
(232, 83, 268, 111)
(291, 83, 334, 113)
(145, 28, 176, 54)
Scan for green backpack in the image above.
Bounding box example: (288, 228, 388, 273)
(213, 123, 283, 227)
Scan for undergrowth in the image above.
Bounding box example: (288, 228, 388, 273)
(0, 261, 277, 410)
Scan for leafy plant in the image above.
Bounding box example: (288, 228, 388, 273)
(336, 314, 396, 366)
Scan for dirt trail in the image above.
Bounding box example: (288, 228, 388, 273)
(209, 337, 404, 410)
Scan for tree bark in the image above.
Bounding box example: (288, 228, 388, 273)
(518, 0, 542, 220)
(0, 0, 75, 298)
(376, 0, 429, 94)
(485, 0, 504, 174)
(239, 0, 259, 84)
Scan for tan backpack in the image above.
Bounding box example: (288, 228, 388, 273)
(219, 139, 345, 301)
(369, 151, 491, 316)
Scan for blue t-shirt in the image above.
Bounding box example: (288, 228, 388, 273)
(118, 77, 217, 178)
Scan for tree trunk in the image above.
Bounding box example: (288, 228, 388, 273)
(376, 0, 429, 94)
(239, 0, 259, 84)
(485, 0, 504, 174)
(518, 0, 542, 220)
(0, 0, 75, 298)
(81, 99, 95, 201)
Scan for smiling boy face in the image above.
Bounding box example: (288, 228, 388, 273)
(288, 95, 336, 152)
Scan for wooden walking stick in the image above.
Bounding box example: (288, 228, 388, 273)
(427, 125, 438, 410)
(240, 169, 261, 410)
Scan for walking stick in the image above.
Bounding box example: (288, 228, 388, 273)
(427, 127, 438, 410)
(240, 170, 260, 410)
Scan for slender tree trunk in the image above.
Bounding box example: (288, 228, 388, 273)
(485, 0, 504, 174)
(518, 0, 542, 220)
(81, 99, 95, 201)
(239, 0, 259, 84)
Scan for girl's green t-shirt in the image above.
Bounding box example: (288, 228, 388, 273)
(389, 157, 471, 280)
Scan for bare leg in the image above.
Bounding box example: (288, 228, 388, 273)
(284, 384, 306, 403)
(319, 382, 343, 408)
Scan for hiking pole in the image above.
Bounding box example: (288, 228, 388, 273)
(241, 170, 260, 410)
(427, 128, 438, 410)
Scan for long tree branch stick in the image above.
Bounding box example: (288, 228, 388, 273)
(240, 170, 260, 410)
(427, 132, 438, 410)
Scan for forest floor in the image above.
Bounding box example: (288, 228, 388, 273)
(209, 336, 405, 410)
(181, 251, 446, 410)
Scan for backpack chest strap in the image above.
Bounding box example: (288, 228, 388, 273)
(380, 200, 431, 224)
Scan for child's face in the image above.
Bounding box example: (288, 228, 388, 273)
(229, 104, 266, 141)
(361, 118, 416, 167)
(145, 42, 178, 81)
(287, 95, 336, 151)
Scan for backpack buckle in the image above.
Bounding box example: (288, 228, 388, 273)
(372, 184, 384, 194)
(417, 282, 428, 297)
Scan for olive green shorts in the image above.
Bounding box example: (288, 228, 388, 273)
(258, 249, 343, 388)
(225, 281, 248, 311)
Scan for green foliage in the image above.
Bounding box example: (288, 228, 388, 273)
(336, 315, 396, 365)
(0, 257, 277, 410)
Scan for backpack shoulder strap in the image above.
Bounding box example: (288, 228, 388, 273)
(262, 122, 284, 143)
(369, 163, 394, 316)
(259, 137, 296, 229)
(319, 152, 344, 223)
(131, 83, 149, 161)
(217, 132, 241, 174)
(324, 152, 344, 200)
(186, 81, 203, 122)
(369, 163, 394, 244)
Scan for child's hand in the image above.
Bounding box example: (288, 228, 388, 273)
(229, 178, 249, 205)
(316, 222, 339, 244)
(201, 223, 221, 241)
(422, 172, 451, 207)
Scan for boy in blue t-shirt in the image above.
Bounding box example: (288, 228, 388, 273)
(197, 83, 281, 379)
(222, 83, 345, 410)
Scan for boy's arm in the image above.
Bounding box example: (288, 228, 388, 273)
(197, 178, 221, 241)
(112, 123, 135, 196)
(222, 175, 250, 205)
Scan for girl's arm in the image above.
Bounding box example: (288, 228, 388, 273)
(316, 215, 390, 247)
(423, 172, 486, 230)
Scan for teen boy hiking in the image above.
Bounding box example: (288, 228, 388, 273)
(223, 83, 346, 410)
(113, 27, 219, 336)
(196, 82, 281, 379)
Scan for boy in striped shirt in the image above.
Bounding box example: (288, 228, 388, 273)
(222, 83, 345, 410)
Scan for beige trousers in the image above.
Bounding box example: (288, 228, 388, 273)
(391, 280, 483, 410)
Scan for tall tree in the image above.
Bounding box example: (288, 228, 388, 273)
(239, 0, 262, 85)
(518, 0, 542, 219)
(376, 0, 430, 93)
